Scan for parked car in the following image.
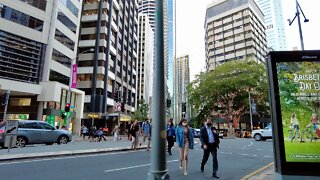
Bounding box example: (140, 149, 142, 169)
(192, 128, 200, 138)
(252, 124, 272, 141)
(0, 120, 72, 148)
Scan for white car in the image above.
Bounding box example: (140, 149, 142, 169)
(252, 124, 272, 141)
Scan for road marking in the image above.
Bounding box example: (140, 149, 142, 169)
(241, 162, 274, 180)
(220, 151, 232, 155)
(0, 151, 132, 166)
(264, 155, 273, 158)
(240, 153, 257, 157)
(256, 149, 263, 151)
(104, 160, 178, 173)
(248, 142, 254, 147)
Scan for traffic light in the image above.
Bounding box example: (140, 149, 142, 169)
(61, 112, 67, 119)
(1, 92, 9, 106)
(166, 99, 171, 108)
(65, 103, 70, 112)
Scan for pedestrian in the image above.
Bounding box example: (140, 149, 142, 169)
(167, 119, 175, 155)
(98, 128, 106, 142)
(130, 120, 140, 150)
(142, 118, 151, 151)
(176, 118, 194, 176)
(112, 124, 120, 141)
(82, 125, 88, 140)
(126, 122, 132, 140)
(200, 117, 220, 179)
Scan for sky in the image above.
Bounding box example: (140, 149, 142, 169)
(175, 0, 320, 81)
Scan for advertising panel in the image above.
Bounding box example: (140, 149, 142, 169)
(267, 50, 320, 176)
(276, 61, 320, 163)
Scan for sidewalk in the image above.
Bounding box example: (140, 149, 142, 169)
(242, 162, 275, 180)
(0, 135, 147, 161)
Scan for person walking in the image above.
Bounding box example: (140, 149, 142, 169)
(176, 118, 194, 176)
(82, 125, 88, 140)
(98, 128, 106, 142)
(200, 117, 220, 179)
(166, 119, 175, 155)
(112, 124, 120, 142)
(130, 120, 140, 150)
(142, 119, 151, 151)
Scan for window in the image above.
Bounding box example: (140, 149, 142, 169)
(57, 9, 77, 33)
(54, 29, 75, 51)
(19, 0, 47, 11)
(0, 3, 43, 31)
(38, 123, 54, 130)
(59, 0, 78, 17)
(18, 122, 37, 129)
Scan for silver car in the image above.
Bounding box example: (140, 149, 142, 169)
(0, 120, 72, 148)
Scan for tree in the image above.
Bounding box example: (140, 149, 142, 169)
(131, 99, 149, 121)
(188, 59, 269, 127)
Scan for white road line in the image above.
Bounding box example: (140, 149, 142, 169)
(0, 151, 132, 166)
(240, 153, 257, 157)
(264, 155, 273, 158)
(220, 152, 232, 155)
(248, 142, 254, 147)
(256, 149, 263, 151)
(104, 160, 178, 173)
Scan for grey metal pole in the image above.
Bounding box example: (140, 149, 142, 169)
(3, 90, 9, 124)
(249, 90, 253, 132)
(296, 0, 304, 50)
(148, 0, 169, 179)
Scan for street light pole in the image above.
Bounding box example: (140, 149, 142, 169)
(148, 0, 169, 179)
(66, 48, 94, 130)
(248, 90, 253, 133)
(288, 0, 309, 50)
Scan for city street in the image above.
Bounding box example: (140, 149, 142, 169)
(0, 138, 273, 180)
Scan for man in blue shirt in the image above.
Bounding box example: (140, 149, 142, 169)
(142, 118, 151, 151)
(200, 118, 220, 179)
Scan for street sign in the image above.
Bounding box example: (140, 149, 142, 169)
(5, 120, 18, 135)
(115, 102, 121, 112)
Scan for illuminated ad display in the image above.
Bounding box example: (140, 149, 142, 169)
(267, 51, 320, 176)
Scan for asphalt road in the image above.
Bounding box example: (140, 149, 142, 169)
(0, 138, 273, 180)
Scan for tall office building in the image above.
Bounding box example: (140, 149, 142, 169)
(138, 0, 170, 117)
(173, 55, 190, 123)
(205, 0, 267, 71)
(137, 14, 154, 106)
(0, 0, 84, 133)
(167, 0, 175, 115)
(254, 0, 286, 51)
(78, 0, 139, 127)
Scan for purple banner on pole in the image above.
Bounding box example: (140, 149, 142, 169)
(71, 64, 77, 88)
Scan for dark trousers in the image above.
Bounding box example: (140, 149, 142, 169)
(201, 144, 218, 174)
(98, 135, 106, 142)
(167, 136, 174, 153)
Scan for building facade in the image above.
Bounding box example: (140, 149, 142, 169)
(173, 55, 190, 123)
(205, 0, 267, 71)
(137, 14, 154, 106)
(0, 0, 85, 134)
(78, 0, 139, 129)
(254, 0, 287, 51)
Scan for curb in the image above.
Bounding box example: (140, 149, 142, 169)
(0, 146, 147, 162)
(241, 162, 274, 180)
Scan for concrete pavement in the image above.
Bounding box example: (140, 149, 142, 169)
(0, 135, 147, 161)
(242, 162, 275, 180)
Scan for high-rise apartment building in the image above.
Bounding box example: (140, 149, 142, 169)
(173, 55, 190, 123)
(78, 0, 139, 128)
(0, 0, 84, 133)
(254, 0, 287, 51)
(137, 14, 154, 105)
(205, 0, 267, 71)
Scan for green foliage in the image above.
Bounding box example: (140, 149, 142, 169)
(131, 99, 149, 121)
(188, 59, 269, 126)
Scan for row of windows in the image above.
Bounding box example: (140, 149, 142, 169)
(59, 0, 79, 17)
(54, 29, 75, 51)
(0, 3, 43, 31)
(19, 0, 47, 11)
(57, 9, 77, 33)
(51, 48, 71, 67)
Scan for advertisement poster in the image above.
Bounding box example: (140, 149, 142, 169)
(277, 61, 320, 163)
(71, 64, 77, 88)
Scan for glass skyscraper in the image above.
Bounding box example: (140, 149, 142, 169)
(255, 0, 287, 50)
